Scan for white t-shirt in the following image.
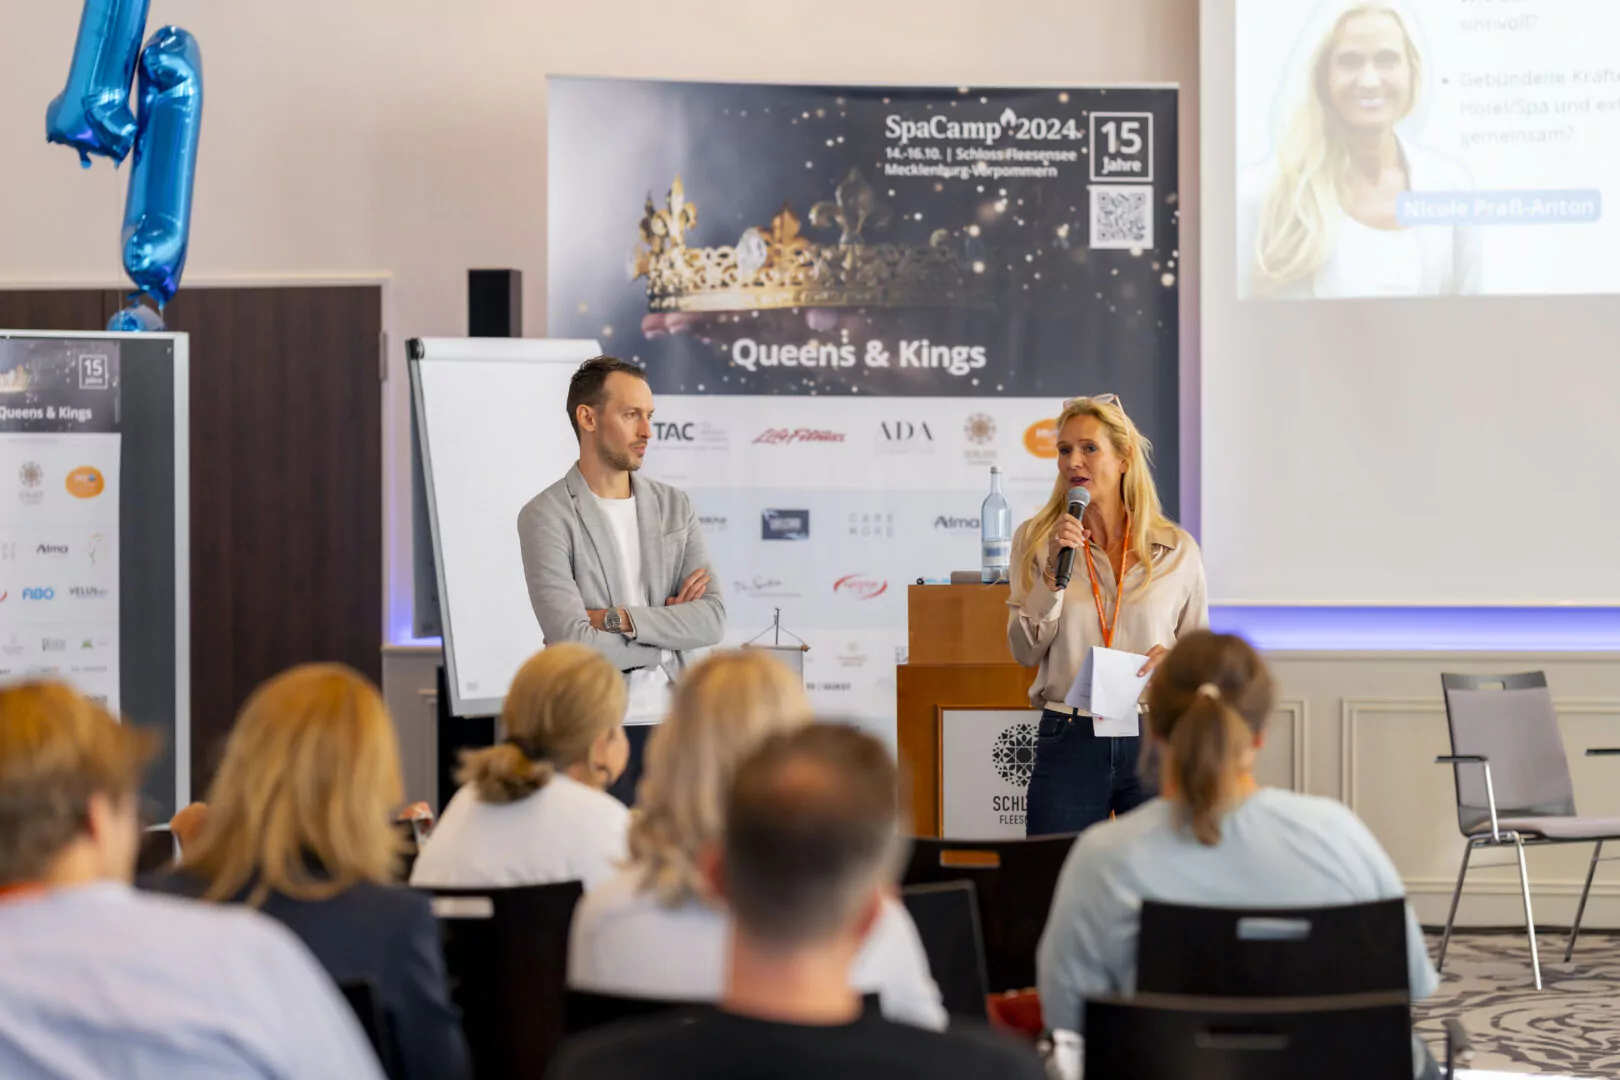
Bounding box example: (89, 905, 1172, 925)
(409, 774, 630, 890)
(591, 492, 671, 726)
(568, 866, 948, 1031)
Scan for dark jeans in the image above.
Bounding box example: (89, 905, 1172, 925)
(1024, 708, 1152, 837)
(607, 722, 655, 807)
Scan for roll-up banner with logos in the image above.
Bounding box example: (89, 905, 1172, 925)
(0, 339, 122, 713)
(549, 78, 1180, 741)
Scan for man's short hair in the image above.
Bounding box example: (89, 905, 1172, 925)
(566, 356, 647, 439)
(0, 682, 156, 886)
(723, 723, 905, 948)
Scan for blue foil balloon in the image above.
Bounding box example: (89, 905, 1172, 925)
(44, 0, 152, 166)
(121, 26, 202, 309)
(107, 302, 166, 332)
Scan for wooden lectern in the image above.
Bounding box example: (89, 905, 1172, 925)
(897, 584, 1037, 836)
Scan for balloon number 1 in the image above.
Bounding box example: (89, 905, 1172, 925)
(46, 1, 203, 331)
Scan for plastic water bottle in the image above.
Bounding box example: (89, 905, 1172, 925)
(981, 466, 1012, 583)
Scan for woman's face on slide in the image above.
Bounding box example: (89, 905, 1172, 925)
(1324, 13, 1413, 130)
(1057, 414, 1127, 499)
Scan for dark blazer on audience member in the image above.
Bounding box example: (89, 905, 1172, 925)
(144, 870, 471, 1080)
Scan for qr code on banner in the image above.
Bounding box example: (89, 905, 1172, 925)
(1089, 185, 1154, 250)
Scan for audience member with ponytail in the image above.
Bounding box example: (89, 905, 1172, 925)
(1036, 631, 1439, 1077)
(412, 643, 631, 889)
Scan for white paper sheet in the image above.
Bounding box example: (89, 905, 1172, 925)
(1063, 646, 1150, 737)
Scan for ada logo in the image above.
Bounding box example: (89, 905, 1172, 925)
(992, 723, 1039, 787)
(761, 509, 810, 541)
(934, 515, 980, 531)
(21, 587, 54, 601)
(833, 574, 888, 601)
(66, 466, 105, 499)
(876, 420, 935, 454)
(1024, 419, 1058, 460)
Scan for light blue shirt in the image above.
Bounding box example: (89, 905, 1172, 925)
(1037, 788, 1439, 1034)
(0, 881, 386, 1080)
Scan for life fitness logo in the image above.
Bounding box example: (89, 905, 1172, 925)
(833, 574, 888, 601)
(1024, 418, 1059, 459)
(65, 466, 105, 499)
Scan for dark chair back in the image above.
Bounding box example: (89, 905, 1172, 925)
(339, 978, 402, 1079)
(900, 881, 990, 1020)
(901, 833, 1076, 992)
(427, 880, 584, 1080)
(136, 826, 176, 876)
(1083, 993, 1413, 1080)
(1441, 671, 1575, 834)
(563, 990, 702, 1036)
(1137, 899, 1410, 998)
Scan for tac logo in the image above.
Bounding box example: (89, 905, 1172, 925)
(1024, 419, 1059, 459)
(761, 509, 810, 541)
(654, 421, 695, 441)
(66, 466, 105, 498)
(992, 723, 1039, 786)
(833, 574, 888, 601)
(21, 587, 54, 601)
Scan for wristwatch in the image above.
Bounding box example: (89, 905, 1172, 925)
(603, 609, 625, 634)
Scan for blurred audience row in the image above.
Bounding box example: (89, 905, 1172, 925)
(0, 632, 1432, 1079)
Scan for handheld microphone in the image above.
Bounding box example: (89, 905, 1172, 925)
(1052, 486, 1090, 590)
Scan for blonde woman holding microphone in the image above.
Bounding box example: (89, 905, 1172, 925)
(1008, 395, 1208, 837)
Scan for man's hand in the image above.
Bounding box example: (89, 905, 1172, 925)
(667, 568, 710, 606)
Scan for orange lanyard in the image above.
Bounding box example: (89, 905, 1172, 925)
(1081, 511, 1131, 648)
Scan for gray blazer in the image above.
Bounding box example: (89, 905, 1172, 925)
(516, 464, 725, 674)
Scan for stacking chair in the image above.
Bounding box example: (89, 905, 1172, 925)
(339, 978, 402, 1079)
(1137, 898, 1410, 998)
(901, 834, 1076, 992)
(1083, 992, 1417, 1080)
(426, 880, 584, 1079)
(900, 881, 991, 1020)
(1436, 672, 1620, 989)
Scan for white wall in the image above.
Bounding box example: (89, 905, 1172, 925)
(0, 0, 1202, 643)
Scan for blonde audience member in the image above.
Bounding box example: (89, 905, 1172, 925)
(0, 682, 385, 1080)
(567, 650, 947, 1030)
(412, 644, 631, 889)
(146, 664, 470, 1080)
(1035, 631, 1439, 1077)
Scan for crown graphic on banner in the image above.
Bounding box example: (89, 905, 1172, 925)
(631, 169, 993, 313)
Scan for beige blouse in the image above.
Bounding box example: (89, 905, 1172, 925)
(1006, 518, 1209, 711)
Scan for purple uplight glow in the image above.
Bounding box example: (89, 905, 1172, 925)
(1210, 607, 1620, 652)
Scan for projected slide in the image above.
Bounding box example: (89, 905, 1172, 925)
(1236, 0, 1617, 299)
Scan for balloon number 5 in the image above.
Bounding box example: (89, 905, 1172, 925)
(45, 2, 203, 331)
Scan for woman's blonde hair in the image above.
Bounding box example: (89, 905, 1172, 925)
(1144, 632, 1276, 846)
(1014, 395, 1174, 596)
(628, 650, 812, 907)
(457, 644, 627, 803)
(1252, 2, 1423, 294)
(182, 663, 404, 904)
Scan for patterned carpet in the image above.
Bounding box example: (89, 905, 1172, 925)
(1415, 931, 1620, 1077)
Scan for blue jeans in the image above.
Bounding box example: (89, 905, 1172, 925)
(1024, 708, 1152, 836)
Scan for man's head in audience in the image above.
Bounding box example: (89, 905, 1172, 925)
(0, 682, 156, 889)
(705, 724, 905, 1017)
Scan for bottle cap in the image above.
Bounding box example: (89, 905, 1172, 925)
(990, 465, 1001, 473)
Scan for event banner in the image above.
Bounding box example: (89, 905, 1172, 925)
(0, 338, 121, 711)
(549, 78, 1179, 739)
